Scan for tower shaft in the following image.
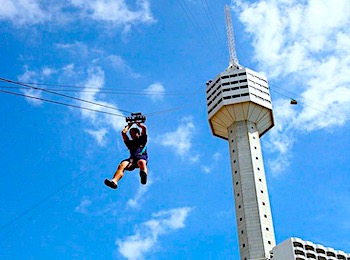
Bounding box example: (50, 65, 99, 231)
(228, 121, 275, 259)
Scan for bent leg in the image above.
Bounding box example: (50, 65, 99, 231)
(137, 159, 148, 174)
(112, 160, 130, 184)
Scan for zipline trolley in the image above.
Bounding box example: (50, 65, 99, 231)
(126, 112, 146, 123)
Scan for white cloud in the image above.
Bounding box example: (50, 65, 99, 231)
(145, 83, 165, 101)
(233, 0, 350, 174)
(75, 197, 92, 214)
(158, 116, 195, 159)
(1, 0, 155, 29)
(75, 197, 121, 216)
(116, 207, 192, 260)
(108, 55, 140, 78)
(78, 66, 126, 133)
(0, 0, 47, 25)
(70, 0, 156, 26)
(62, 63, 76, 77)
(86, 128, 108, 146)
(127, 179, 153, 209)
(41, 67, 56, 77)
(18, 67, 43, 106)
(201, 151, 222, 174)
(18, 63, 126, 145)
(55, 42, 90, 60)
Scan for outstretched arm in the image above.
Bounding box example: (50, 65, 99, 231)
(121, 123, 133, 141)
(136, 122, 147, 135)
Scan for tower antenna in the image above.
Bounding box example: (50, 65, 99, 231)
(225, 5, 240, 69)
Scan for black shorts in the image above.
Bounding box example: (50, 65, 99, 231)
(121, 155, 148, 171)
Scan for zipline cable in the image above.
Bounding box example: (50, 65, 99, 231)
(0, 173, 92, 242)
(270, 88, 349, 122)
(175, 0, 216, 57)
(0, 89, 125, 118)
(144, 106, 186, 117)
(0, 77, 132, 114)
(200, 0, 225, 48)
(0, 84, 196, 96)
(3, 77, 346, 124)
(0, 149, 123, 242)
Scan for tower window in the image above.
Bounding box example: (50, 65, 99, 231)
(238, 205, 241, 209)
(256, 157, 259, 160)
(261, 190, 264, 193)
(266, 227, 269, 231)
(240, 217, 242, 221)
(237, 193, 240, 197)
(264, 214, 267, 218)
(259, 178, 262, 182)
(243, 244, 245, 248)
(262, 202, 266, 206)
(236, 182, 238, 185)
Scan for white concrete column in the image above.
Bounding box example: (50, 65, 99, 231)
(228, 120, 276, 260)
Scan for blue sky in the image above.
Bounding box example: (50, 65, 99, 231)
(1, 0, 350, 259)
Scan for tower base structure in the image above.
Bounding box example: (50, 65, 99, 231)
(228, 120, 276, 260)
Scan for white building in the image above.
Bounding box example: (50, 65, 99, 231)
(271, 237, 350, 260)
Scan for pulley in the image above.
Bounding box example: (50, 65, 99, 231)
(126, 112, 146, 123)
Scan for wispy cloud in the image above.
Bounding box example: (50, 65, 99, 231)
(201, 152, 222, 174)
(18, 61, 126, 146)
(86, 128, 108, 146)
(78, 66, 126, 133)
(1, 0, 156, 29)
(116, 207, 192, 260)
(234, 0, 350, 175)
(157, 116, 196, 159)
(127, 179, 153, 209)
(55, 45, 140, 78)
(18, 67, 43, 106)
(75, 197, 92, 214)
(145, 82, 165, 102)
(107, 55, 141, 78)
(75, 196, 120, 217)
(71, 0, 156, 25)
(16, 40, 136, 147)
(0, 0, 47, 26)
(55, 42, 90, 60)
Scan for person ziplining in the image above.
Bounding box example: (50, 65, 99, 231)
(104, 113, 148, 189)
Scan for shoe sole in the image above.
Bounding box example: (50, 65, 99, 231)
(140, 171, 147, 185)
(104, 179, 118, 189)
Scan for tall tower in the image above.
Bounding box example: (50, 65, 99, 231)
(206, 5, 276, 260)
